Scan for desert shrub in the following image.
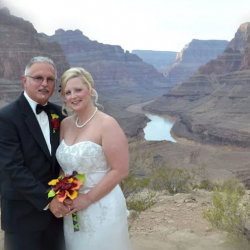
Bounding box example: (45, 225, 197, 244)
(122, 141, 214, 212)
(120, 172, 150, 199)
(203, 178, 250, 243)
(193, 179, 215, 191)
(148, 164, 211, 194)
(121, 141, 156, 212)
(149, 166, 193, 193)
(190, 164, 217, 191)
(218, 178, 245, 195)
(121, 173, 155, 212)
(126, 191, 156, 211)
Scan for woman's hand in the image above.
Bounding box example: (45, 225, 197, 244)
(67, 193, 93, 214)
(63, 198, 73, 212)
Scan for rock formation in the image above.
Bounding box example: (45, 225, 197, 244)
(131, 50, 177, 73)
(163, 39, 228, 86)
(144, 23, 250, 147)
(0, 9, 169, 142)
(41, 29, 174, 141)
(0, 8, 69, 101)
(42, 29, 171, 99)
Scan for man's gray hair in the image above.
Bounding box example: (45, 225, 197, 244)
(24, 56, 57, 78)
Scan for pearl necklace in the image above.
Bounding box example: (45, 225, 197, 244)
(75, 107, 98, 128)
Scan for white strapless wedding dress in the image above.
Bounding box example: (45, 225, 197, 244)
(56, 140, 131, 250)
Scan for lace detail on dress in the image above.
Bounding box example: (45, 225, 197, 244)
(97, 202, 108, 225)
(56, 140, 131, 250)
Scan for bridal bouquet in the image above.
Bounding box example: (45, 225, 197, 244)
(47, 171, 85, 232)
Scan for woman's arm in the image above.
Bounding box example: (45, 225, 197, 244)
(69, 115, 129, 212)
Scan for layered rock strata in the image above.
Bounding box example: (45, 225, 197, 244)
(0, 8, 69, 102)
(42, 29, 171, 98)
(131, 50, 177, 73)
(0, 10, 160, 141)
(144, 23, 250, 147)
(42, 29, 174, 141)
(164, 39, 228, 86)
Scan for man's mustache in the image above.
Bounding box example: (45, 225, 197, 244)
(38, 87, 50, 92)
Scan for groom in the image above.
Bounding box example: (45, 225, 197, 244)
(0, 57, 70, 250)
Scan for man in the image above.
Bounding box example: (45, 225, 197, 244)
(0, 57, 70, 250)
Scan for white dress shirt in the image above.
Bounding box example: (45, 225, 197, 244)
(24, 92, 51, 154)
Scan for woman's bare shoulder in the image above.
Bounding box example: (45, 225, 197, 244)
(61, 115, 76, 127)
(98, 112, 118, 127)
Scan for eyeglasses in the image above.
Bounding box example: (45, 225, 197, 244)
(26, 76, 56, 84)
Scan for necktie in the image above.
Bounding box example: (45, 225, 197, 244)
(36, 104, 50, 115)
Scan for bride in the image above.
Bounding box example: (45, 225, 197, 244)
(56, 67, 131, 250)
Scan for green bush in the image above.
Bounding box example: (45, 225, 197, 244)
(203, 178, 250, 243)
(122, 141, 215, 212)
(126, 191, 156, 211)
(121, 141, 156, 212)
(148, 166, 192, 193)
(193, 179, 215, 191)
(148, 164, 210, 194)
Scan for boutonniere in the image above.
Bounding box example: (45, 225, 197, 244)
(50, 114, 60, 133)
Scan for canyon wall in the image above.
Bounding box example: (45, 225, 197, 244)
(144, 23, 250, 147)
(42, 29, 171, 99)
(131, 50, 177, 73)
(163, 39, 228, 86)
(0, 8, 70, 101)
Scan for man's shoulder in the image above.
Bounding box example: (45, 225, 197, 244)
(0, 98, 20, 117)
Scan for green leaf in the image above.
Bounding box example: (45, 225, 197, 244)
(48, 189, 56, 198)
(75, 173, 85, 183)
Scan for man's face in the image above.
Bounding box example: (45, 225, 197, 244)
(22, 62, 56, 105)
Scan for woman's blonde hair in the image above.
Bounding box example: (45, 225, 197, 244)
(60, 67, 99, 115)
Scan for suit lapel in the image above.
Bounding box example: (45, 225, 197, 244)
(19, 94, 52, 161)
(47, 104, 60, 163)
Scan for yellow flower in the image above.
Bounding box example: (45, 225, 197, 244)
(67, 190, 78, 200)
(68, 178, 73, 183)
(51, 114, 59, 119)
(48, 179, 59, 185)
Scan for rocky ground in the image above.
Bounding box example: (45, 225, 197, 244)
(129, 190, 250, 250)
(1, 190, 249, 250)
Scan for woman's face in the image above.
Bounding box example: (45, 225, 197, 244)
(64, 77, 91, 111)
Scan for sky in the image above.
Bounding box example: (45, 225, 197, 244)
(1, 0, 250, 52)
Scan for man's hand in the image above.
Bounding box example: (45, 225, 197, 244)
(49, 197, 71, 218)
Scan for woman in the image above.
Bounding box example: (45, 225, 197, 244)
(56, 67, 131, 250)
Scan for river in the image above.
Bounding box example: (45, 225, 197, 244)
(125, 99, 177, 142)
(143, 113, 176, 142)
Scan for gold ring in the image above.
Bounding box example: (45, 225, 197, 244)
(59, 214, 63, 218)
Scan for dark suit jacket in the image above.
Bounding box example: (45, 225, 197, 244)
(0, 93, 65, 232)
